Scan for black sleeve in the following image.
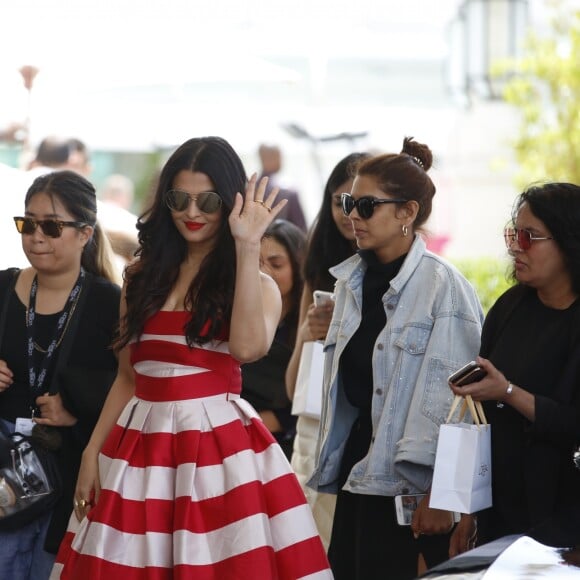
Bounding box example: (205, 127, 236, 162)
(58, 279, 121, 447)
(532, 339, 580, 446)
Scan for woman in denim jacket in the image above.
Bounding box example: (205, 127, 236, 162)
(309, 138, 484, 579)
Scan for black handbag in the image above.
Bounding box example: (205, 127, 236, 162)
(0, 269, 91, 530)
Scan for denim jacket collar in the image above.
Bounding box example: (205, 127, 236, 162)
(329, 234, 427, 296)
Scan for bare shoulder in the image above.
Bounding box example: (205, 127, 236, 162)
(259, 270, 277, 291)
(259, 271, 282, 306)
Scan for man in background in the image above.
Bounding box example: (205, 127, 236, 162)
(258, 143, 307, 231)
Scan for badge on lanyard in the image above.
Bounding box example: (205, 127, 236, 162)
(15, 416, 35, 436)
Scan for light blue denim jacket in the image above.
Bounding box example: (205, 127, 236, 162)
(308, 236, 484, 496)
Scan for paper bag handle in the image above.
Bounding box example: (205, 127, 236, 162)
(446, 395, 488, 426)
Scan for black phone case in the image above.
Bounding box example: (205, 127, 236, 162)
(449, 363, 487, 386)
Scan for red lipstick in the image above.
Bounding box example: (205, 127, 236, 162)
(185, 222, 204, 231)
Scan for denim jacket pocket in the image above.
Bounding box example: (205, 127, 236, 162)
(393, 324, 431, 355)
(421, 357, 457, 426)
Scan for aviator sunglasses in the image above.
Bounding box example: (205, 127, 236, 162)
(503, 227, 553, 251)
(165, 189, 222, 213)
(341, 193, 407, 220)
(13, 217, 89, 238)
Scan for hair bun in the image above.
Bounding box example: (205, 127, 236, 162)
(401, 137, 432, 171)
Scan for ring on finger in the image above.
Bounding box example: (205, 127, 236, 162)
(253, 200, 272, 212)
(74, 498, 87, 509)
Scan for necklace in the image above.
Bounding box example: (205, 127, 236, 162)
(27, 290, 83, 353)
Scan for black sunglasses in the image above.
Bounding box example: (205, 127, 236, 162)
(341, 193, 407, 219)
(165, 189, 222, 213)
(13, 217, 89, 238)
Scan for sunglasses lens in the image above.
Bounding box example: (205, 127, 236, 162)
(341, 194, 354, 216)
(40, 221, 62, 238)
(504, 228, 515, 248)
(166, 190, 190, 212)
(197, 191, 222, 214)
(357, 198, 374, 219)
(517, 229, 532, 250)
(505, 228, 533, 250)
(14, 218, 26, 234)
(14, 218, 37, 235)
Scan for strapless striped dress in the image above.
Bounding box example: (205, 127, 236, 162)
(52, 311, 331, 579)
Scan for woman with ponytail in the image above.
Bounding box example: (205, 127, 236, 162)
(0, 170, 120, 579)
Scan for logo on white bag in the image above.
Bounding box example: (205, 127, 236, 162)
(478, 463, 489, 477)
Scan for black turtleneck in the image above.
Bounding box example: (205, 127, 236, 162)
(336, 250, 407, 487)
(339, 250, 407, 410)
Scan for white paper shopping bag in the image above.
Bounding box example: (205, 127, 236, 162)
(429, 395, 492, 514)
(291, 341, 325, 419)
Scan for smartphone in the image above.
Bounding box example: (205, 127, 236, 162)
(395, 494, 461, 526)
(313, 290, 335, 307)
(395, 494, 426, 525)
(448, 361, 487, 387)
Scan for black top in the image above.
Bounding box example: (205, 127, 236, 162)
(0, 268, 120, 552)
(337, 251, 406, 487)
(241, 323, 297, 459)
(478, 284, 580, 546)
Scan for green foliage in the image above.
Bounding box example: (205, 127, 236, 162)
(453, 257, 514, 315)
(493, 7, 580, 187)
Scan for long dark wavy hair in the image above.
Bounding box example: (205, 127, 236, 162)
(304, 152, 370, 292)
(118, 137, 246, 348)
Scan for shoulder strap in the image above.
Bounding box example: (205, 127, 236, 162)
(0, 268, 20, 354)
(47, 272, 94, 395)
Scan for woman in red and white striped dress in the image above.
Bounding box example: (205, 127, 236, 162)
(51, 136, 331, 579)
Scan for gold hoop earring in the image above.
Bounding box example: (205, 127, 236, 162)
(402, 224, 409, 237)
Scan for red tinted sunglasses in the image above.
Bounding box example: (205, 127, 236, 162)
(503, 227, 553, 250)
